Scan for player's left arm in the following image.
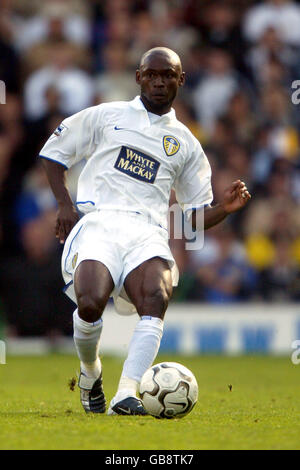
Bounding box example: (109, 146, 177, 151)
(174, 138, 251, 230)
(191, 180, 251, 230)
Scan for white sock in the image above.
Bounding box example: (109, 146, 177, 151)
(115, 316, 164, 401)
(73, 309, 103, 379)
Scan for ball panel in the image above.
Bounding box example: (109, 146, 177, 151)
(161, 362, 197, 384)
(140, 366, 160, 396)
(142, 392, 164, 417)
(155, 368, 181, 391)
(161, 381, 190, 418)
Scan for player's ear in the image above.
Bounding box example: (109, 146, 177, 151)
(136, 70, 141, 85)
(179, 72, 185, 87)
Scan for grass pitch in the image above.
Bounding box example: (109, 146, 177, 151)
(0, 354, 299, 450)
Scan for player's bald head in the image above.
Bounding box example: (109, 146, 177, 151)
(139, 47, 182, 73)
(136, 47, 185, 115)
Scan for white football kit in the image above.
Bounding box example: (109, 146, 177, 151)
(39, 96, 213, 314)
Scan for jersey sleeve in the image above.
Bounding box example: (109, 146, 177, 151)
(173, 138, 213, 218)
(39, 106, 98, 170)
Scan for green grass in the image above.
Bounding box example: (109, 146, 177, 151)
(0, 354, 299, 450)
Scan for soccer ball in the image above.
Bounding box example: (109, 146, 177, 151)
(139, 362, 198, 419)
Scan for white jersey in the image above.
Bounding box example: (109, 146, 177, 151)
(39, 96, 213, 228)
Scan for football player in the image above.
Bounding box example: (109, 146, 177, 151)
(40, 47, 250, 415)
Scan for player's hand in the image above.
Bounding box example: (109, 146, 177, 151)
(221, 180, 251, 214)
(55, 204, 79, 244)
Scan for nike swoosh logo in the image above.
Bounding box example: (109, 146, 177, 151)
(114, 126, 126, 130)
(117, 407, 131, 414)
(169, 401, 187, 409)
(91, 395, 102, 401)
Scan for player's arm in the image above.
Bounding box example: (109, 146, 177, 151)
(175, 139, 251, 231)
(39, 107, 97, 243)
(41, 159, 79, 244)
(191, 180, 251, 231)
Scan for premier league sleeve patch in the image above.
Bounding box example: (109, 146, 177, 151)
(53, 123, 68, 137)
(163, 135, 180, 156)
(114, 146, 160, 184)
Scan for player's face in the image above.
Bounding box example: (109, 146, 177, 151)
(136, 54, 185, 115)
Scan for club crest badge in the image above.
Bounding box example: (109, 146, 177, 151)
(163, 136, 180, 156)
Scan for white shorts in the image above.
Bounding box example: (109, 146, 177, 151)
(62, 210, 178, 315)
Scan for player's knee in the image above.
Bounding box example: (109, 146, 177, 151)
(143, 285, 172, 315)
(77, 294, 106, 323)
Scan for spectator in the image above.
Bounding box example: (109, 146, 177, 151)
(259, 83, 294, 124)
(0, 12, 20, 93)
(200, 1, 246, 72)
(243, 170, 300, 239)
(95, 41, 138, 103)
(223, 143, 251, 182)
(193, 48, 241, 133)
(0, 93, 24, 150)
(12, 0, 91, 52)
(0, 135, 13, 192)
(127, 10, 162, 68)
(259, 236, 300, 301)
(189, 225, 257, 303)
(251, 126, 276, 186)
(225, 91, 258, 145)
(246, 27, 296, 87)
(154, 2, 200, 57)
(243, 0, 300, 47)
(0, 213, 74, 337)
(24, 40, 95, 120)
(14, 162, 57, 230)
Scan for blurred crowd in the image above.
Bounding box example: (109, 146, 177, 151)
(1, 0, 300, 337)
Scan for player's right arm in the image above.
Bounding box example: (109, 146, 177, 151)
(41, 159, 79, 244)
(39, 107, 97, 243)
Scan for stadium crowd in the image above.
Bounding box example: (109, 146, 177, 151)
(1, 0, 300, 337)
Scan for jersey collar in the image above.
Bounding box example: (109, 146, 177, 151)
(130, 96, 176, 121)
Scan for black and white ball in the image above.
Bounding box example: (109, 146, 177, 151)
(139, 362, 198, 418)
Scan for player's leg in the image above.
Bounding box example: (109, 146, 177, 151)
(73, 259, 114, 413)
(108, 257, 172, 415)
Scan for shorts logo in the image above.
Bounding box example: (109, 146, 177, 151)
(163, 135, 180, 156)
(53, 123, 68, 137)
(114, 146, 160, 184)
(72, 252, 78, 269)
